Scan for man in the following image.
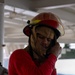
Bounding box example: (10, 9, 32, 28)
(0, 62, 8, 75)
(8, 12, 65, 75)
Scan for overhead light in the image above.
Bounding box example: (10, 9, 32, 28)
(4, 5, 14, 11)
(23, 10, 38, 16)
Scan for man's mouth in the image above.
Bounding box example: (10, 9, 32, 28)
(41, 44, 48, 50)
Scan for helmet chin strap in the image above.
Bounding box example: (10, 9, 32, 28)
(28, 35, 43, 60)
(28, 36, 34, 60)
(28, 35, 45, 60)
(45, 35, 57, 58)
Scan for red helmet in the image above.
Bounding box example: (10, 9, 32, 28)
(23, 12, 65, 37)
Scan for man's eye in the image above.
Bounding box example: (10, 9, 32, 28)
(38, 35, 44, 39)
(37, 33, 44, 39)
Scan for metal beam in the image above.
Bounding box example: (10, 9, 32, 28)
(4, 38, 75, 43)
(0, 0, 4, 3)
(4, 17, 27, 26)
(4, 0, 32, 10)
(4, 0, 75, 10)
(4, 38, 28, 43)
(31, 0, 75, 9)
(58, 39, 75, 43)
(38, 8, 75, 23)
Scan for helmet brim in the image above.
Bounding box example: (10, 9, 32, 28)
(23, 20, 65, 37)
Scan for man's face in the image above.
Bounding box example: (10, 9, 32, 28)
(35, 26, 55, 55)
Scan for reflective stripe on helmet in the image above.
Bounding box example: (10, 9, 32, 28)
(29, 20, 65, 36)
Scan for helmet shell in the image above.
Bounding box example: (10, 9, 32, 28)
(23, 12, 65, 37)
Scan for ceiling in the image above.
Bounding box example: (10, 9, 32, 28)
(3, 0, 75, 43)
(2, 0, 75, 55)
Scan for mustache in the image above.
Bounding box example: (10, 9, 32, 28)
(41, 44, 49, 49)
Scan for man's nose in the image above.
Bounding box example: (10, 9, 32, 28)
(42, 38, 48, 44)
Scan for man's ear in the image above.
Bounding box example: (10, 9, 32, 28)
(23, 25, 33, 36)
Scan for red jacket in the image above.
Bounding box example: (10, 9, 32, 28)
(8, 49, 57, 75)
